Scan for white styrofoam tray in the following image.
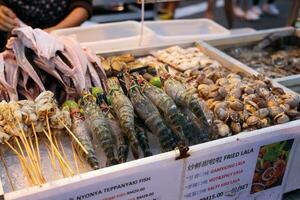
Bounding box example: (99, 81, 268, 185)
(144, 19, 231, 44)
(51, 21, 160, 53)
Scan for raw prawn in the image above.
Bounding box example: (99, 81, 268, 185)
(81, 94, 119, 166)
(163, 77, 211, 141)
(136, 75, 192, 144)
(124, 74, 177, 152)
(107, 78, 140, 159)
(135, 117, 152, 157)
(64, 100, 99, 169)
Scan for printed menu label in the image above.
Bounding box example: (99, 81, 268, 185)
(182, 139, 294, 200)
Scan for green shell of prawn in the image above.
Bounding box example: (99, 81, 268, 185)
(142, 83, 188, 144)
(82, 96, 119, 166)
(71, 111, 100, 169)
(135, 119, 152, 157)
(117, 134, 129, 163)
(164, 78, 211, 140)
(130, 88, 177, 152)
(110, 89, 140, 159)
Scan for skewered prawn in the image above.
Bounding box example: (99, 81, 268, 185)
(63, 100, 99, 169)
(107, 77, 139, 159)
(107, 118, 129, 163)
(135, 117, 152, 157)
(163, 76, 211, 141)
(136, 75, 198, 144)
(81, 94, 119, 166)
(124, 74, 177, 152)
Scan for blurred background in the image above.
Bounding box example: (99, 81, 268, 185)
(91, 0, 293, 30)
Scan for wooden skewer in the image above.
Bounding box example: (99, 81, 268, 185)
(57, 136, 72, 172)
(14, 137, 43, 185)
(47, 133, 68, 178)
(58, 119, 88, 155)
(31, 123, 41, 167)
(45, 143, 58, 178)
(73, 144, 86, 170)
(43, 129, 74, 175)
(71, 142, 80, 174)
(18, 155, 34, 186)
(14, 122, 43, 185)
(46, 113, 56, 165)
(54, 135, 71, 177)
(5, 140, 36, 186)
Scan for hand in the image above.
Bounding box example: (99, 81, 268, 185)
(0, 5, 19, 31)
(44, 26, 57, 33)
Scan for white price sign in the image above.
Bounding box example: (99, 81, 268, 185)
(182, 130, 297, 200)
(6, 155, 183, 200)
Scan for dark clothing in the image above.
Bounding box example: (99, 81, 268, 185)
(253, 0, 275, 5)
(0, 0, 92, 50)
(0, 0, 92, 28)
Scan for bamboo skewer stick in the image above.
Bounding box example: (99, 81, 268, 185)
(58, 119, 88, 155)
(43, 129, 74, 175)
(57, 137, 72, 171)
(54, 135, 71, 177)
(14, 121, 45, 185)
(31, 123, 41, 167)
(71, 142, 80, 174)
(14, 138, 43, 185)
(46, 113, 56, 168)
(45, 142, 59, 178)
(5, 140, 37, 185)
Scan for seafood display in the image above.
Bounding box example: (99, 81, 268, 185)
(224, 35, 300, 79)
(0, 23, 300, 196)
(138, 45, 300, 138)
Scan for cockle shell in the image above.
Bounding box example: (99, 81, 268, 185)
(246, 115, 260, 126)
(274, 112, 289, 124)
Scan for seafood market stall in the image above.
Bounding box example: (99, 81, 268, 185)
(1, 22, 300, 200)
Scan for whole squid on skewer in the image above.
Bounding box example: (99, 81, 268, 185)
(123, 73, 177, 152)
(81, 94, 119, 166)
(63, 100, 99, 169)
(107, 78, 139, 159)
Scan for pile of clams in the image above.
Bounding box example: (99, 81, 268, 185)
(172, 59, 300, 139)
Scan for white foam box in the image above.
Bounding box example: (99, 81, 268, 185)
(144, 19, 231, 45)
(51, 21, 160, 53)
(2, 41, 300, 200)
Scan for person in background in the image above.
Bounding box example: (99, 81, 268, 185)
(233, 0, 259, 21)
(0, 0, 92, 50)
(157, 2, 177, 20)
(250, 0, 279, 17)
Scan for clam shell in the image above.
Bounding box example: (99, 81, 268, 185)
(246, 115, 260, 126)
(268, 106, 284, 118)
(274, 112, 289, 124)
